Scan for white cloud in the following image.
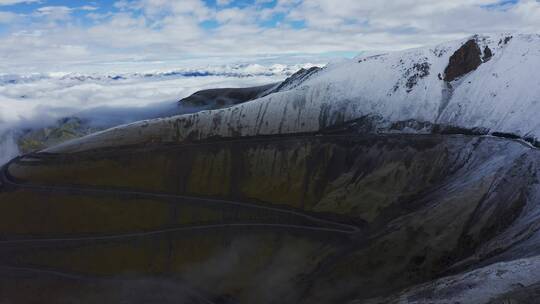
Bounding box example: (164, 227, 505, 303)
(114, 0, 130, 10)
(0, 0, 538, 72)
(0, 0, 40, 5)
(0, 11, 17, 23)
(216, 0, 232, 6)
(132, 0, 212, 21)
(35, 6, 73, 21)
(0, 62, 315, 125)
(0, 66, 299, 164)
(81, 5, 99, 11)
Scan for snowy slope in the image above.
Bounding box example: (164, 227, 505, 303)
(46, 34, 540, 153)
(363, 255, 540, 304)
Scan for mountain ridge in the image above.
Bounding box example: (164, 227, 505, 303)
(44, 33, 540, 153)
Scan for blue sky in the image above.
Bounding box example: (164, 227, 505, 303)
(0, 0, 524, 29)
(0, 0, 536, 72)
(0, 0, 305, 29)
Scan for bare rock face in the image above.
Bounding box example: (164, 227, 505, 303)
(268, 66, 321, 93)
(483, 46, 493, 62)
(179, 67, 321, 110)
(179, 83, 276, 109)
(405, 62, 430, 93)
(444, 39, 483, 82)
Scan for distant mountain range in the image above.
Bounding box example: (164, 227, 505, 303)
(0, 63, 320, 85)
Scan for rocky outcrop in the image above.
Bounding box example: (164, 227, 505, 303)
(405, 62, 430, 92)
(267, 66, 322, 93)
(179, 66, 322, 110)
(483, 45, 493, 62)
(444, 39, 482, 82)
(179, 83, 276, 109)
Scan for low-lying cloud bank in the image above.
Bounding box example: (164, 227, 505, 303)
(0, 62, 319, 165)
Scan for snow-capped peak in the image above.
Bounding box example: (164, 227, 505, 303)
(46, 34, 540, 153)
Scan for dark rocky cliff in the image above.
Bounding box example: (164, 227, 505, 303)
(1, 133, 538, 303)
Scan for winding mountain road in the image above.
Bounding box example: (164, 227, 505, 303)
(1, 132, 537, 244)
(0, 154, 362, 245)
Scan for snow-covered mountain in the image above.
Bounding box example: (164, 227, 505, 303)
(4, 34, 540, 304)
(47, 33, 540, 153)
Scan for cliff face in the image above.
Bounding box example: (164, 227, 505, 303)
(1, 133, 539, 303)
(443, 39, 483, 82)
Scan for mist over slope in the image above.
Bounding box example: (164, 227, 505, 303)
(0, 62, 319, 164)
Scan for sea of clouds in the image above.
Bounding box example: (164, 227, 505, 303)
(0, 61, 321, 165)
